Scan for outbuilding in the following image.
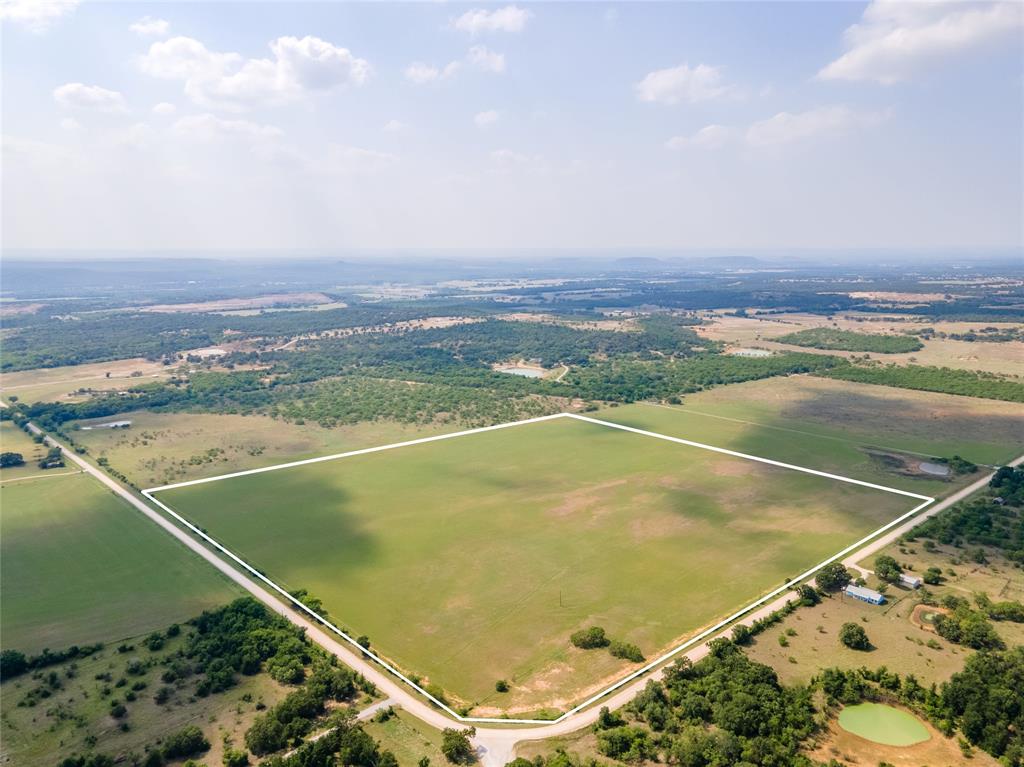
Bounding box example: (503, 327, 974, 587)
(899, 573, 923, 589)
(844, 584, 885, 605)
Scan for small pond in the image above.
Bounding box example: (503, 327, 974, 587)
(919, 461, 951, 477)
(496, 366, 546, 378)
(838, 703, 930, 746)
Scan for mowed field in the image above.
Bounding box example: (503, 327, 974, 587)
(156, 415, 915, 714)
(597, 376, 1024, 496)
(1, 472, 240, 652)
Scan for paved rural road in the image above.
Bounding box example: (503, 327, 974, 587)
(12, 408, 1022, 766)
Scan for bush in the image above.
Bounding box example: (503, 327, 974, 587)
(223, 747, 249, 767)
(494, 679, 509, 693)
(162, 725, 210, 760)
(609, 640, 645, 663)
(838, 622, 871, 651)
(569, 626, 609, 649)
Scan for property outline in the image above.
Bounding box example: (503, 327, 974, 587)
(143, 411, 934, 726)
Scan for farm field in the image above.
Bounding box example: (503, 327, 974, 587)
(72, 411, 452, 488)
(0, 420, 50, 480)
(696, 313, 1024, 377)
(155, 414, 916, 714)
(1, 472, 240, 652)
(596, 375, 1024, 496)
(0, 357, 172, 403)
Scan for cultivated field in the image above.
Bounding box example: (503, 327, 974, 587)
(155, 415, 916, 714)
(597, 376, 1024, 495)
(1, 472, 240, 652)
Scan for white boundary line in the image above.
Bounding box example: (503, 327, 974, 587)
(144, 411, 933, 726)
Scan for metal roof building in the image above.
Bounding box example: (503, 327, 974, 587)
(844, 584, 885, 605)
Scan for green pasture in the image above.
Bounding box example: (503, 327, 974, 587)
(1, 473, 240, 652)
(595, 376, 1024, 496)
(157, 415, 913, 713)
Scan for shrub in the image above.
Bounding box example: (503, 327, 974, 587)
(494, 679, 509, 693)
(609, 640, 645, 663)
(162, 725, 210, 760)
(570, 626, 609, 649)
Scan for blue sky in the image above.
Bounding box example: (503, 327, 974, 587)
(2, 1, 1021, 252)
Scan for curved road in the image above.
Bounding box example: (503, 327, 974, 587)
(15, 410, 1020, 766)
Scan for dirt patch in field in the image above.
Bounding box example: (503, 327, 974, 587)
(629, 513, 693, 542)
(547, 479, 627, 518)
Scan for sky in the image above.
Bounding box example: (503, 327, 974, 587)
(1, 0, 1022, 253)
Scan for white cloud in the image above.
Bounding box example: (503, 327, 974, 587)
(0, 0, 77, 31)
(745, 105, 889, 146)
(454, 6, 532, 35)
(172, 113, 284, 142)
(405, 62, 441, 84)
(140, 35, 369, 110)
(667, 106, 889, 150)
(635, 63, 731, 105)
(130, 16, 169, 37)
(60, 117, 81, 132)
(819, 0, 1023, 84)
(467, 45, 505, 73)
(321, 144, 399, 174)
(665, 124, 736, 150)
(474, 109, 500, 127)
(405, 47, 500, 84)
(383, 119, 408, 132)
(53, 83, 127, 113)
(152, 102, 177, 116)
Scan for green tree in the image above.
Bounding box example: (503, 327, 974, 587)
(0, 452, 24, 467)
(838, 622, 871, 651)
(874, 555, 903, 583)
(441, 728, 476, 764)
(815, 562, 852, 592)
(162, 726, 210, 760)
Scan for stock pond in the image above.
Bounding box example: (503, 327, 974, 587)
(838, 703, 930, 746)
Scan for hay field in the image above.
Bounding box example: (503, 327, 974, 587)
(156, 415, 914, 714)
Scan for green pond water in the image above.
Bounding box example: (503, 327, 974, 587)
(838, 703, 930, 746)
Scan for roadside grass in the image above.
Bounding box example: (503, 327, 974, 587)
(156, 415, 913, 713)
(1, 472, 240, 652)
(595, 375, 1024, 494)
(362, 710, 449, 766)
(0, 420, 50, 480)
(71, 411, 452, 488)
(0, 628, 292, 767)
